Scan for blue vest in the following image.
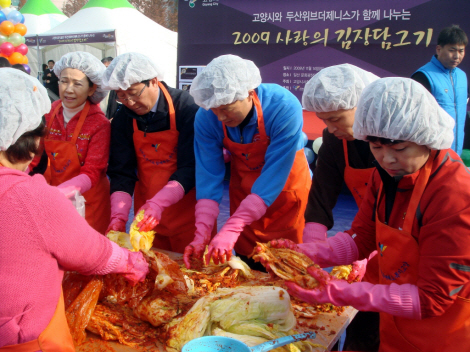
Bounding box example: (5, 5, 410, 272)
(415, 56, 468, 155)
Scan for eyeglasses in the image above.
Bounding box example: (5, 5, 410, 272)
(116, 84, 146, 103)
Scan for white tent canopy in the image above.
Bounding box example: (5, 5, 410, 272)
(30, 0, 178, 86)
(20, 0, 68, 78)
(24, 13, 68, 36)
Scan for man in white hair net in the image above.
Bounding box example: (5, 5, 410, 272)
(0, 68, 148, 349)
(300, 63, 380, 351)
(183, 54, 311, 269)
(41, 51, 111, 234)
(280, 77, 470, 351)
(102, 52, 200, 253)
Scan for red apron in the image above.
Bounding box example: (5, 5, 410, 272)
(133, 82, 199, 254)
(44, 101, 111, 234)
(343, 139, 379, 284)
(0, 290, 74, 352)
(223, 92, 311, 256)
(376, 151, 470, 351)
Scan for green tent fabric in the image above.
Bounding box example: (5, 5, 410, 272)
(20, 0, 64, 16)
(82, 0, 134, 10)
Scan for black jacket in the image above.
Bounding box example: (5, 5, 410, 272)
(42, 68, 59, 96)
(305, 128, 376, 229)
(107, 81, 199, 196)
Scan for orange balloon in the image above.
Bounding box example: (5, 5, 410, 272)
(22, 55, 28, 64)
(14, 23, 27, 36)
(8, 52, 23, 65)
(0, 21, 14, 36)
(0, 53, 6, 58)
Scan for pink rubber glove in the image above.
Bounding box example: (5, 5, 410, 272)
(95, 241, 149, 285)
(270, 232, 358, 268)
(302, 222, 328, 243)
(349, 258, 368, 282)
(106, 191, 132, 235)
(206, 194, 267, 265)
(135, 181, 185, 232)
(285, 265, 421, 320)
(300, 231, 359, 268)
(57, 174, 92, 199)
(223, 148, 231, 163)
(183, 199, 220, 269)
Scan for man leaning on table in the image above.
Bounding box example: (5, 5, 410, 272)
(102, 52, 201, 254)
(183, 54, 311, 270)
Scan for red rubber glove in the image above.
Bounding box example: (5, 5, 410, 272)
(135, 180, 185, 232)
(106, 192, 132, 235)
(206, 194, 267, 265)
(285, 265, 421, 319)
(183, 199, 219, 268)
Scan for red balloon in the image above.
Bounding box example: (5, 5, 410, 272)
(14, 43, 27, 55)
(0, 42, 14, 57)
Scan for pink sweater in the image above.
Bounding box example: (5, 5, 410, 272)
(0, 168, 118, 346)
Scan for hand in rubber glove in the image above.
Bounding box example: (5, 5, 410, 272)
(57, 174, 92, 199)
(106, 192, 132, 235)
(106, 218, 127, 234)
(285, 265, 421, 319)
(206, 194, 267, 265)
(119, 250, 149, 285)
(223, 148, 231, 163)
(135, 181, 185, 232)
(257, 238, 300, 273)
(273, 232, 360, 268)
(348, 258, 368, 283)
(183, 199, 219, 269)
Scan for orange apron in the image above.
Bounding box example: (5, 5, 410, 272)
(0, 290, 74, 352)
(376, 151, 470, 351)
(44, 101, 111, 234)
(343, 139, 379, 284)
(223, 92, 311, 256)
(133, 82, 198, 254)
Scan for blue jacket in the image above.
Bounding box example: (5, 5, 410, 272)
(415, 56, 468, 155)
(194, 84, 304, 206)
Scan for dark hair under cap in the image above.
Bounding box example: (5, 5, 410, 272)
(437, 25, 468, 47)
(366, 136, 404, 145)
(5, 121, 46, 164)
(0, 57, 11, 68)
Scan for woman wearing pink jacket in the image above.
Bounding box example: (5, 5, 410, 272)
(0, 68, 149, 351)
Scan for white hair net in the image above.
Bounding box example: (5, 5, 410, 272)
(54, 51, 108, 104)
(101, 52, 163, 91)
(353, 77, 455, 150)
(302, 64, 379, 112)
(189, 54, 262, 110)
(0, 68, 51, 151)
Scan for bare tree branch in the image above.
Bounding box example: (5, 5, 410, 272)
(59, 0, 178, 31)
(62, 0, 89, 18)
(17, 0, 27, 10)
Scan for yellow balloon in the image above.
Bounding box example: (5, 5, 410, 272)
(22, 55, 28, 64)
(0, 0, 11, 8)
